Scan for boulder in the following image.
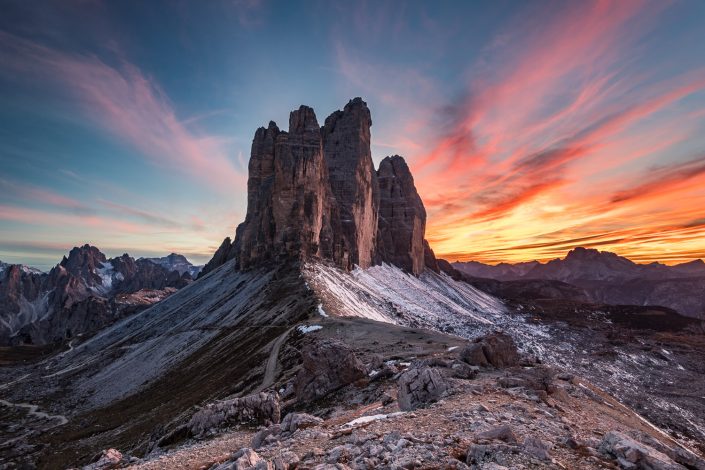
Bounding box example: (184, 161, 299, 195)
(295, 340, 367, 401)
(451, 361, 479, 379)
(466, 443, 514, 467)
(475, 425, 518, 444)
(460, 333, 519, 368)
(213, 448, 273, 470)
(599, 431, 687, 470)
(188, 391, 280, 437)
(272, 451, 300, 470)
(522, 436, 551, 461)
(397, 366, 448, 411)
(280, 412, 323, 435)
(252, 424, 281, 450)
(82, 448, 123, 470)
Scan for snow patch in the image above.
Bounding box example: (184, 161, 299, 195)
(297, 324, 323, 334)
(343, 412, 405, 427)
(94, 262, 116, 294)
(317, 303, 329, 317)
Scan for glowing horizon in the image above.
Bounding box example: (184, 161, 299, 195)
(1, 1, 705, 271)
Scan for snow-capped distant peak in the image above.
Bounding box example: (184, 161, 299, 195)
(0, 260, 44, 276)
(140, 253, 203, 277)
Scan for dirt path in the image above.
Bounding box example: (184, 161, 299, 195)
(257, 326, 295, 392)
(0, 399, 68, 426)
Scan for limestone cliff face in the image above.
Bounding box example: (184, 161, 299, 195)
(270, 106, 328, 264)
(215, 107, 336, 271)
(376, 156, 427, 276)
(322, 98, 379, 269)
(203, 99, 435, 277)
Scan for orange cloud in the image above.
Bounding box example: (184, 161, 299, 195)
(386, 3, 705, 266)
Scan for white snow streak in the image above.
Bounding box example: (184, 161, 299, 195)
(297, 324, 323, 334)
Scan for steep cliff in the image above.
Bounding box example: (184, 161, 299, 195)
(376, 155, 427, 276)
(322, 97, 379, 269)
(202, 99, 433, 277)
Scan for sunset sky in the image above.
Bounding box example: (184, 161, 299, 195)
(1, 0, 705, 270)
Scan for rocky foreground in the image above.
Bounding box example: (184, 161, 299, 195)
(81, 332, 704, 470)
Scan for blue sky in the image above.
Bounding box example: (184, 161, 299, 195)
(1, 0, 705, 270)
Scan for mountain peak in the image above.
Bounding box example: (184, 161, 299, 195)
(565, 247, 602, 260)
(201, 98, 432, 276)
(60, 244, 107, 275)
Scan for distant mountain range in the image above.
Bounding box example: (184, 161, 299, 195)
(0, 246, 202, 345)
(140, 253, 203, 278)
(453, 247, 705, 318)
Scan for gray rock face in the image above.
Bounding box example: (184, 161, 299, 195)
(459, 333, 519, 368)
(295, 340, 367, 402)
(280, 412, 323, 434)
(212, 448, 272, 470)
(599, 431, 687, 470)
(376, 156, 426, 276)
(188, 391, 281, 437)
(522, 436, 551, 461)
(475, 425, 518, 444)
(322, 97, 379, 270)
(82, 448, 123, 470)
(397, 366, 448, 411)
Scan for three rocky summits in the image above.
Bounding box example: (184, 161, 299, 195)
(202, 97, 435, 277)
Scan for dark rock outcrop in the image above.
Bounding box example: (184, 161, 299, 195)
(280, 412, 323, 435)
(599, 431, 687, 470)
(397, 366, 448, 411)
(460, 333, 519, 368)
(188, 391, 281, 437)
(295, 339, 367, 402)
(0, 264, 44, 335)
(376, 156, 426, 275)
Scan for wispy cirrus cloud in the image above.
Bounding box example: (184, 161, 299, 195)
(0, 30, 244, 192)
(0, 204, 145, 234)
(0, 177, 92, 214)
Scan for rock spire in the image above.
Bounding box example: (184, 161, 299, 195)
(202, 98, 436, 276)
